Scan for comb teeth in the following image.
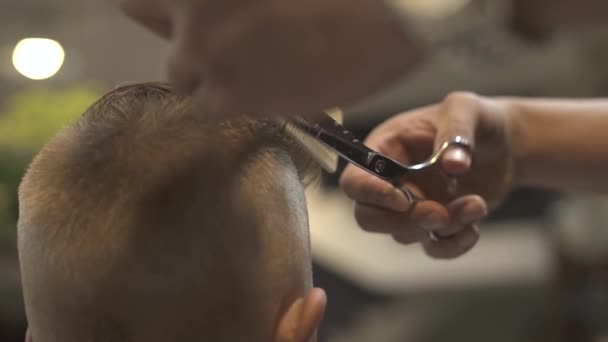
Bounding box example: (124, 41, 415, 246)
(284, 112, 340, 174)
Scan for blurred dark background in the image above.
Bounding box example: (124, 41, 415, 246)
(1, 0, 608, 341)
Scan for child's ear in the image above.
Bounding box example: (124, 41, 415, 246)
(275, 288, 327, 342)
(25, 328, 32, 342)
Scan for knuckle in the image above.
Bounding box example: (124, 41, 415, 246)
(441, 91, 481, 116)
(374, 132, 401, 154)
(443, 91, 479, 107)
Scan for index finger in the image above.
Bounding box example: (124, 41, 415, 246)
(339, 164, 411, 212)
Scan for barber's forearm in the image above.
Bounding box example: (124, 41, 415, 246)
(509, 98, 608, 193)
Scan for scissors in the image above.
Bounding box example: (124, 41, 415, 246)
(289, 112, 472, 241)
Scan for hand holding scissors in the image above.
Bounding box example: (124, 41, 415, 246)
(339, 92, 515, 259)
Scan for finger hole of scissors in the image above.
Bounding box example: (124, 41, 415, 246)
(396, 186, 423, 206)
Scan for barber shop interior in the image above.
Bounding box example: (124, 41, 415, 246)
(1, 0, 608, 341)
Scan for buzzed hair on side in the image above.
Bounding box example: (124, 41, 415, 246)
(18, 82, 320, 342)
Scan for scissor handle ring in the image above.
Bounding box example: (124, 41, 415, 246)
(403, 136, 473, 173)
(436, 136, 473, 163)
(395, 136, 472, 242)
(396, 187, 454, 243)
(396, 186, 417, 206)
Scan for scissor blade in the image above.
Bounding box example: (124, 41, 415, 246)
(291, 113, 410, 183)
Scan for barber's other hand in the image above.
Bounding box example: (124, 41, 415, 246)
(116, 0, 423, 117)
(340, 92, 518, 259)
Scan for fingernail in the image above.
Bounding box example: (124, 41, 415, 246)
(459, 203, 488, 224)
(445, 148, 470, 163)
(384, 189, 409, 212)
(443, 149, 472, 175)
(420, 213, 446, 231)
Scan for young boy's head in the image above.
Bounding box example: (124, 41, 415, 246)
(18, 83, 326, 342)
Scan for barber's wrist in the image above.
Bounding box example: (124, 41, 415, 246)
(501, 98, 542, 189)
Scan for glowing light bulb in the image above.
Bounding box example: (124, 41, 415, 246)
(12, 38, 65, 80)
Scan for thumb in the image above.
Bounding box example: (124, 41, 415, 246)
(434, 92, 480, 176)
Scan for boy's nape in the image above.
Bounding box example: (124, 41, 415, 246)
(17, 83, 325, 342)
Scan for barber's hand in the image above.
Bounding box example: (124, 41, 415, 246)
(340, 92, 517, 259)
(116, 0, 423, 117)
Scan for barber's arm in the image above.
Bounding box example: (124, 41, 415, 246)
(115, 0, 424, 116)
(508, 98, 608, 193)
(340, 93, 608, 259)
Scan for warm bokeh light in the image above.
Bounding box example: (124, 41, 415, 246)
(12, 38, 65, 80)
(396, 0, 471, 18)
